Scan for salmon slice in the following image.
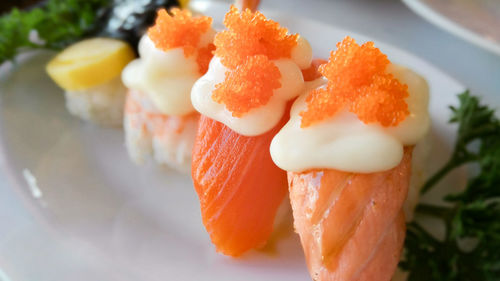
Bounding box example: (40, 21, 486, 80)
(354, 212, 406, 281)
(191, 114, 289, 256)
(288, 147, 413, 281)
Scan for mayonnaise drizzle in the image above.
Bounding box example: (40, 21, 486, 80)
(270, 64, 430, 173)
(190, 36, 312, 136)
(122, 31, 214, 116)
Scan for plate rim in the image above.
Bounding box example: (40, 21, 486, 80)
(0, 52, 63, 232)
(402, 0, 500, 56)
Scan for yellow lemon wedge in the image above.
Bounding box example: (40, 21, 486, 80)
(46, 38, 135, 91)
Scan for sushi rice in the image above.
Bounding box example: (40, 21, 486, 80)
(64, 76, 127, 127)
(124, 89, 198, 172)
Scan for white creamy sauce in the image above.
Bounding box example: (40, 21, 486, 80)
(122, 31, 214, 116)
(190, 36, 312, 136)
(270, 64, 430, 173)
(291, 36, 313, 69)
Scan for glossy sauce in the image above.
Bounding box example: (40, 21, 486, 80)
(190, 37, 312, 136)
(271, 64, 430, 173)
(122, 32, 214, 116)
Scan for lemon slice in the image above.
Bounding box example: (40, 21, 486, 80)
(46, 38, 135, 91)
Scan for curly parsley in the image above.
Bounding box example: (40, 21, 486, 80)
(400, 91, 500, 280)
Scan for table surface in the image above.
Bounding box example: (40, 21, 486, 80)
(0, 0, 499, 279)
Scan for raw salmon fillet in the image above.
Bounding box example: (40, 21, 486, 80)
(288, 147, 413, 281)
(191, 115, 289, 256)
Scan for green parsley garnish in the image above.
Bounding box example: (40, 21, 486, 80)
(400, 91, 500, 280)
(0, 0, 110, 64)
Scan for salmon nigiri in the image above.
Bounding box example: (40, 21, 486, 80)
(122, 9, 215, 171)
(271, 37, 430, 280)
(190, 6, 313, 256)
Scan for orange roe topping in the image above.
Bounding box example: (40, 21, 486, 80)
(211, 6, 297, 116)
(212, 55, 281, 117)
(197, 43, 216, 74)
(214, 5, 298, 69)
(300, 36, 409, 128)
(301, 58, 327, 81)
(148, 9, 213, 73)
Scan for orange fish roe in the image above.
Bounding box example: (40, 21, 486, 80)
(197, 43, 216, 74)
(148, 8, 213, 73)
(212, 55, 281, 117)
(300, 37, 409, 128)
(214, 5, 298, 70)
(211, 6, 297, 116)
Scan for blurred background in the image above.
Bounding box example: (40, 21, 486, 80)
(0, 0, 41, 13)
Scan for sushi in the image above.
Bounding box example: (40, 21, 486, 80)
(46, 38, 135, 126)
(190, 6, 313, 256)
(270, 37, 430, 280)
(121, 9, 215, 171)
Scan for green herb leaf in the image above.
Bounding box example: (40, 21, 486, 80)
(0, 0, 111, 64)
(400, 91, 500, 280)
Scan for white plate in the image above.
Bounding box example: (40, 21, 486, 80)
(403, 0, 500, 56)
(0, 2, 468, 281)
